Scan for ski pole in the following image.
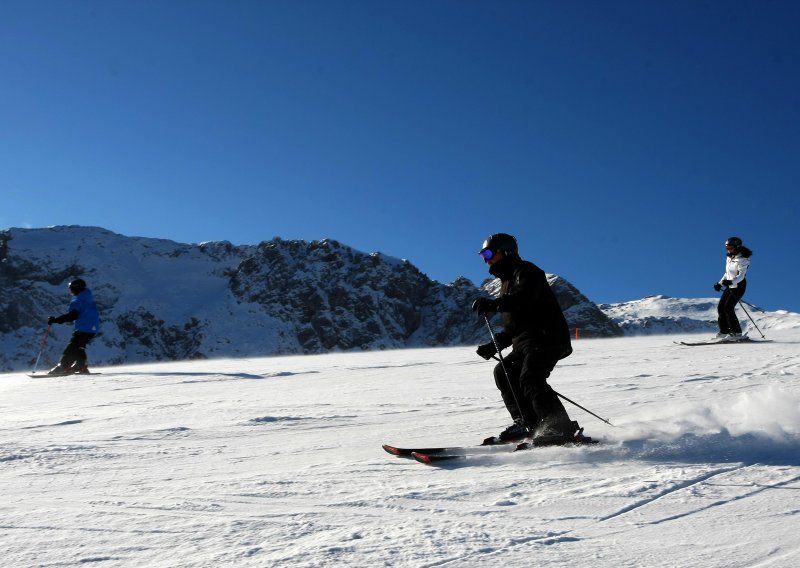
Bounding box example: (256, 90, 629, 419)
(482, 315, 526, 419)
(740, 299, 765, 313)
(737, 299, 765, 338)
(33, 325, 52, 373)
(551, 390, 613, 427)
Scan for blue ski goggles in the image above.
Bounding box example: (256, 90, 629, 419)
(479, 248, 495, 261)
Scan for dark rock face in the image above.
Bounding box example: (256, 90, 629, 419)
(0, 227, 620, 371)
(547, 275, 624, 338)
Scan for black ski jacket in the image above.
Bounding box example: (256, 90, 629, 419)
(490, 254, 573, 360)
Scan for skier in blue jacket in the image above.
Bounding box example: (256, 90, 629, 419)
(47, 278, 101, 375)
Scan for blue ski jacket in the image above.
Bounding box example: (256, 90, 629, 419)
(63, 289, 101, 333)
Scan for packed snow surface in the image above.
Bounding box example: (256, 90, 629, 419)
(2, 329, 800, 567)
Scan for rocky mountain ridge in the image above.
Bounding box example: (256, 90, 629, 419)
(0, 226, 620, 371)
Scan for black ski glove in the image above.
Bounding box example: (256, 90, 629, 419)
(476, 342, 497, 360)
(713, 283, 722, 292)
(472, 298, 499, 315)
(721, 279, 732, 286)
(47, 316, 57, 325)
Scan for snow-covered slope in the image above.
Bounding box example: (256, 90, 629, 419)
(0, 226, 620, 371)
(2, 327, 799, 567)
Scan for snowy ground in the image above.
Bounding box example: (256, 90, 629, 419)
(2, 329, 800, 567)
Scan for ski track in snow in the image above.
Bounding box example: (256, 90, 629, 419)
(1, 331, 800, 567)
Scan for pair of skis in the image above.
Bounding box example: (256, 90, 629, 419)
(674, 336, 771, 347)
(383, 429, 597, 465)
(27, 372, 100, 378)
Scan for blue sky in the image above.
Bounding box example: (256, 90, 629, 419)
(2, 1, 799, 312)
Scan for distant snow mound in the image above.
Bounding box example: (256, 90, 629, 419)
(599, 295, 718, 335)
(599, 295, 800, 336)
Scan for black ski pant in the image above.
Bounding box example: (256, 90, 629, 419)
(59, 331, 96, 370)
(493, 344, 569, 430)
(718, 281, 746, 334)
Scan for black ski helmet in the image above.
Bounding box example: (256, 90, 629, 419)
(725, 236, 743, 248)
(68, 278, 87, 294)
(480, 233, 518, 256)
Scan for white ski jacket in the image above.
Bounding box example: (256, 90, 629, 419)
(720, 253, 750, 288)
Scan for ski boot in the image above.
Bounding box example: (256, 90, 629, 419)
(482, 422, 531, 446)
(514, 419, 586, 450)
(47, 364, 74, 377)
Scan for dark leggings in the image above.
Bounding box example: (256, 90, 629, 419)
(60, 331, 96, 369)
(718, 281, 746, 334)
(493, 345, 568, 428)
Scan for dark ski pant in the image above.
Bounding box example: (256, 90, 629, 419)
(718, 281, 746, 334)
(59, 331, 96, 370)
(493, 344, 569, 430)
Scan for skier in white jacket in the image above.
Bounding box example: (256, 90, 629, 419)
(713, 237, 752, 339)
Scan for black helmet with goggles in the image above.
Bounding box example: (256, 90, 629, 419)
(479, 233, 518, 261)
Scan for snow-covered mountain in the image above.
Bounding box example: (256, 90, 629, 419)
(0, 226, 620, 372)
(599, 295, 800, 336)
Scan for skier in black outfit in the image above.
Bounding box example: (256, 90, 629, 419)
(713, 236, 752, 340)
(472, 233, 580, 444)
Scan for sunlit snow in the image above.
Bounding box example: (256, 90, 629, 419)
(2, 325, 800, 567)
